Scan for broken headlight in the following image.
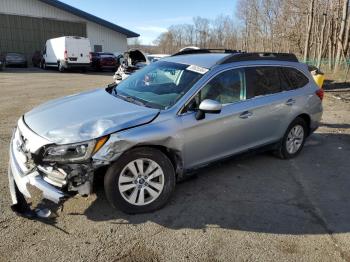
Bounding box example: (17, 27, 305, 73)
(43, 136, 109, 163)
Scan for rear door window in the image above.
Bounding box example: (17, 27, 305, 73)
(281, 67, 309, 90)
(278, 68, 292, 91)
(245, 66, 282, 98)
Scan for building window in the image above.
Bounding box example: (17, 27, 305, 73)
(94, 45, 102, 52)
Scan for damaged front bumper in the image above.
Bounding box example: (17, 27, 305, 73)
(7, 118, 97, 208)
(8, 136, 66, 205)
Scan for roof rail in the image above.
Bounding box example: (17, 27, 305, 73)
(172, 49, 243, 56)
(218, 52, 298, 64)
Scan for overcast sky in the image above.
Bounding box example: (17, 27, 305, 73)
(59, 0, 237, 45)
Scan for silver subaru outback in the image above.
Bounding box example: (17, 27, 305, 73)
(8, 50, 323, 214)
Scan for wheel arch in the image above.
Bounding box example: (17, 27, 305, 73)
(119, 145, 184, 181)
(295, 113, 311, 136)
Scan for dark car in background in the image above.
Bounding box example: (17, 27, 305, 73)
(32, 51, 43, 67)
(91, 52, 118, 71)
(1, 52, 28, 67)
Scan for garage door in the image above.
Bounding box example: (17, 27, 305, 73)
(0, 13, 86, 63)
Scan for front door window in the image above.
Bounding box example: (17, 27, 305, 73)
(200, 68, 245, 104)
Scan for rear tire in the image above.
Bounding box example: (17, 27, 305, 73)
(41, 61, 47, 70)
(274, 117, 308, 159)
(104, 147, 176, 214)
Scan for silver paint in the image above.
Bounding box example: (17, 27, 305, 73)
(24, 89, 159, 144)
(8, 54, 323, 204)
(199, 99, 222, 112)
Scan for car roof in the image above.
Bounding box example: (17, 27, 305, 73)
(162, 53, 231, 69)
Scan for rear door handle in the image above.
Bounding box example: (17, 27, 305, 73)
(286, 98, 296, 106)
(239, 111, 253, 119)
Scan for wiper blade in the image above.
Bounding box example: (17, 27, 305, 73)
(117, 93, 146, 107)
(125, 96, 141, 105)
(106, 83, 117, 94)
(115, 92, 162, 109)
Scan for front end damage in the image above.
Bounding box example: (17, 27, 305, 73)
(9, 102, 184, 217)
(8, 118, 100, 217)
(113, 49, 149, 84)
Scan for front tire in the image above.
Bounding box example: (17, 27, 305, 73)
(104, 147, 176, 214)
(58, 62, 65, 72)
(275, 117, 307, 159)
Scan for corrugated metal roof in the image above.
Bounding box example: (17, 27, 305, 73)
(38, 0, 139, 38)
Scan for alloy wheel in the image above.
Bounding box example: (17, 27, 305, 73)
(118, 158, 165, 206)
(286, 125, 304, 154)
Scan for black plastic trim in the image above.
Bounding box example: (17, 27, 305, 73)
(218, 52, 299, 64)
(172, 49, 242, 57)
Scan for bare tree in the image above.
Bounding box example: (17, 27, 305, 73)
(153, 0, 350, 72)
(334, 0, 349, 71)
(304, 0, 315, 61)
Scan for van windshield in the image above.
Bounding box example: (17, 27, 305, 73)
(112, 61, 203, 109)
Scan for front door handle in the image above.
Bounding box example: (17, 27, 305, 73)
(285, 98, 296, 106)
(239, 111, 253, 119)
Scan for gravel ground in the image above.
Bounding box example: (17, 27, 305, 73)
(0, 68, 349, 262)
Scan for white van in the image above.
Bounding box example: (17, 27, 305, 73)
(42, 36, 91, 72)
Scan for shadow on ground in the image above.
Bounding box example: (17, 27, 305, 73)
(320, 123, 350, 129)
(324, 79, 350, 91)
(64, 132, 350, 235)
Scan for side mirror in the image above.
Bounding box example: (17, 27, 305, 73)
(195, 99, 222, 120)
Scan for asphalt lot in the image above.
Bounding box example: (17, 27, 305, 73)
(0, 68, 349, 261)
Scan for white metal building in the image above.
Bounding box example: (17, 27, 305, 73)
(0, 0, 139, 58)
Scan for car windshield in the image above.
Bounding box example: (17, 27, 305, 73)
(112, 61, 204, 109)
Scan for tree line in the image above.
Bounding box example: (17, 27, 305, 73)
(153, 0, 350, 72)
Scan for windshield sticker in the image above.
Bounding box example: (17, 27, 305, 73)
(186, 65, 209, 74)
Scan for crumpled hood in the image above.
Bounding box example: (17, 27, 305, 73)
(24, 89, 159, 144)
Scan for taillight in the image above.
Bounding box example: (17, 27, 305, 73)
(316, 88, 324, 101)
(89, 52, 92, 62)
(64, 50, 68, 60)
